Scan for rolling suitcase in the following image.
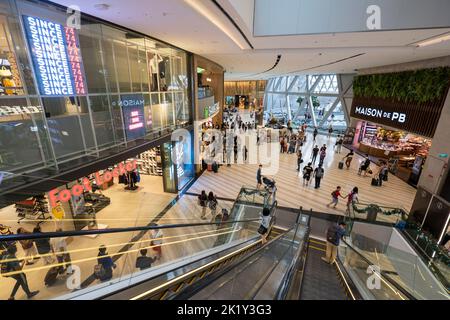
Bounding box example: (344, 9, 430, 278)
(212, 162, 218, 173)
(338, 161, 344, 170)
(207, 164, 213, 172)
(44, 266, 60, 287)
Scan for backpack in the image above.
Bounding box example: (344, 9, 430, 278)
(326, 226, 339, 244)
(316, 168, 324, 178)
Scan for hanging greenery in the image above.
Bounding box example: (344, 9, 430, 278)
(353, 67, 450, 104)
(352, 204, 404, 216)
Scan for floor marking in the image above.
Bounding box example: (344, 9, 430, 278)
(308, 245, 326, 252)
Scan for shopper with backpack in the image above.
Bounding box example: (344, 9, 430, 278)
(322, 222, 347, 264)
(327, 186, 345, 209)
(2, 245, 39, 300)
(313, 164, 325, 189)
(33, 226, 55, 265)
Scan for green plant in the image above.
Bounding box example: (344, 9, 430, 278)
(311, 96, 320, 108)
(353, 67, 450, 103)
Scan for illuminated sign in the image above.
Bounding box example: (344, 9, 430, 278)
(22, 15, 86, 96)
(0, 106, 43, 116)
(120, 94, 146, 141)
(48, 160, 136, 207)
(353, 106, 406, 123)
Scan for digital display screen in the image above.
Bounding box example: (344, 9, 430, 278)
(120, 94, 146, 141)
(22, 15, 86, 96)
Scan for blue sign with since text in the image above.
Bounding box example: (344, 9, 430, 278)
(22, 15, 76, 96)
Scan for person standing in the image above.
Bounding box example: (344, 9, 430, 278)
(336, 136, 344, 154)
(256, 164, 263, 189)
(302, 163, 314, 187)
(33, 226, 54, 265)
(198, 190, 208, 220)
(296, 149, 303, 171)
(313, 164, 325, 189)
(16, 228, 37, 265)
(96, 245, 116, 282)
(313, 127, 318, 141)
(2, 245, 39, 300)
(346, 187, 359, 216)
(50, 228, 73, 275)
(258, 207, 272, 245)
(343, 150, 354, 169)
(327, 186, 345, 209)
(377, 162, 389, 186)
(327, 125, 333, 139)
(135, 249, 156, 271)
(280, 136, 286, 154)
(322, 222, 347, 264)
(358, 156, 371, 177)
(311, 145, 320, 164)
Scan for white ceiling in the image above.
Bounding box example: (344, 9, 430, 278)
(50, 0, 450, 80)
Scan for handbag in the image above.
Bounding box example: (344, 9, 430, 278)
(257, 225, 267, 235)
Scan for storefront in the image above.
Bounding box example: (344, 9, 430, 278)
(349, 120, 432, 185)
(350, 67, 450, 187)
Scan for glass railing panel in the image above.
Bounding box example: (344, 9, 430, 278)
(338, 243, 409, 300)
(0, 206, 260, 300)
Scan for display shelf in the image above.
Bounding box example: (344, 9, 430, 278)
(138, 147, 163, 176)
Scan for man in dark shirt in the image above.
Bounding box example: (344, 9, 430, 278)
(313, 164, 325, 189)
(322, 222, 346, 264)
(3, 245, 39, 300)
(311, 145, 319, 164)
(135, 249, 156, 271)
(256, 164, 263, 189)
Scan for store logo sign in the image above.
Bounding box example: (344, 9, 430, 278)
(22, 15, 86, 96)
(0, 106, 43, 116)
(120, 94, 146, 141)
(48, 160, 136, 207)
(354, 106, 406, 123)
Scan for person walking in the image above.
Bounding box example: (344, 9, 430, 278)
(198, 190, 208, 220)
(343, 150, 354, 169)
(16, 228, 37, 265)
(322, 222, 347, 264)
(296, 149, 303, 171)
(50, 228, 73, 275)
(358, 155, 371, 177)
(33, 226, 54, 265)
(256, 164, 263, 189)
(96, 245, 116, 282)
(313, 127, 318, 141)
(319, 148, 326, 166)
(208, 192, 218, 220)
(2, 245, 39, 300)
(345, 187, 359, 217)
(377, 162, 389, 186)
(302, 163, 313, 187)
(327, 186, 345, 209)
(311, 145, 319, 164)
(313, 164, 325, 189)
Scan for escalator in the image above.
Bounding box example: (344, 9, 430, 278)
(299, 238, 351, 300)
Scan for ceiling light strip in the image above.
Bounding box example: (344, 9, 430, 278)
(184, 0, 251, 50)
(415, 32, 450, 47)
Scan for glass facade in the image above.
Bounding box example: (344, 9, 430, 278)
(263, 74, 349, 132)
(0, 0, 192, 180)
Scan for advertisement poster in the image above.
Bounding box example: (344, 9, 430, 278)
(120, 94, 146, 141)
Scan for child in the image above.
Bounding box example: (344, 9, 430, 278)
(327, 186, 345, 209)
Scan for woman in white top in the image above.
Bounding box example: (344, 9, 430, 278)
(258, 207, 272, 244)
(149, 223, 163, 260)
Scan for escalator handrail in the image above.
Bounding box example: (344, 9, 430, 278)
(341, 238, 416, 300)
(135, 226, 292, 300)
(0, 218, 261, 242)
(99, 234, 262, 300)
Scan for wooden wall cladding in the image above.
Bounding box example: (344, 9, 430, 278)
(350, 92, 448, 138)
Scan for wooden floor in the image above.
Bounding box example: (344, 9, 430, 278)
(190, 132, 417, 221)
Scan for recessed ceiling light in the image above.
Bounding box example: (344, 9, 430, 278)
(94, 3, 110, 10)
